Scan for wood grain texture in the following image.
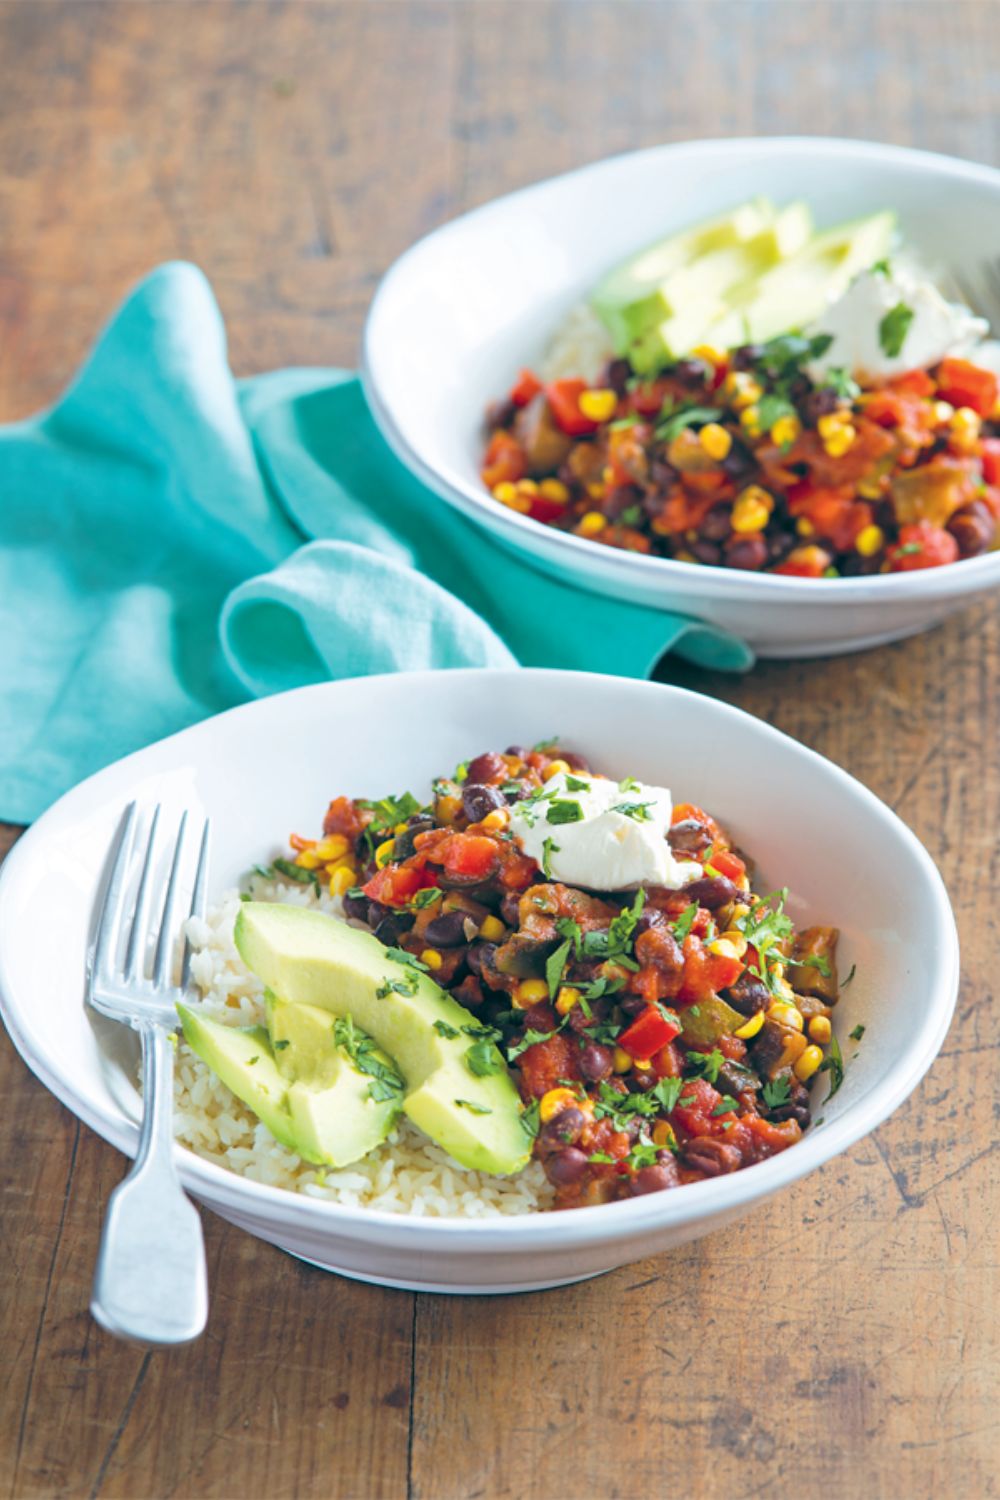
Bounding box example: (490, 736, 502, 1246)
(1, 3, 998, 1497)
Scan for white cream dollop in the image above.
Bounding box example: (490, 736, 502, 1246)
(805, 266, 988, 384)
(507, 771, 701, 892)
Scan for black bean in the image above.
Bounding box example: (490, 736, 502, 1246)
(538, 1107, 585, 1152)
(948, 502, 995, 558)
(672, 357, 710, 385)
(373, 912, 413, 945)
(668, 818, 713, 856)
(767, 1078, 812, 1127)
(628, 1162, 680, 1195)
(500, 892, 521, 926)
(721, 443, 756, 482)
(603, 358, 632, 395)
(461, 782, 505, 822)
(680, 875, 738, 910)
(690, 539, 722, 566)
(619, 993, 648, 1019)
(465, 941, 497, 976)
(485, 397, 517, 431)
(649, 458, 679, 489)
(727, 973, 770, 1017)
(578, 1043, 614, 1082)
(392, 816, 435, 861)
(801, 387, 843, 426)
(681, 1138, 742, 1176)
(730, 343, 764, 372)
(466, 751, 507, 785)
(504, 744, 529, 758)
(603, 485, 644, 520)
(724, 535, 769, 571)
(543, 1147, 589, 1187)
(701, 506, 735, 544)
(423, 910, 471, 948)
(631, 1069, 658, 1092)
(342, 892, 370, 924)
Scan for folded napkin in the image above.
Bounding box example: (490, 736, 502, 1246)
(0, 263, 752, 823)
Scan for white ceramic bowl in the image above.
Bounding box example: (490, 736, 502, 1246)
(363, 137, 1000, 658)
(0, 670, 958, 1292)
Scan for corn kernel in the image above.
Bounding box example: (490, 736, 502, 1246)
(613, 1047, 633, 1074)
(492, 481, 518, 504)
(673, 549, 697, 563)
(434, 793, 462, 825)
(420, 948, 443, 971)
(499, 488, 532, 514)
(652, 1120, 677, 1149)
(578, 511, 608, 538)
(586, 481, 607, 502)
(539, 478, 570, 503)
(951, 405, 981, 432)
(731, 494, 771, 534)
(730, 902, 751, 921)
(707, 937, 742, 962)
(933, 400, 955, 423)
(777, 1032, 808, 1071)
(542, 758, 572, 781)
(855, 524, 885, 558)
(295, 850, 323, 870)
(374, 839, 396, 869)
(316, 835, 350, 861)
(770, 413, 802, 448)
(857, 475, 886, 500)
(719, 930, 748, 958)
(539, 1087, 579, 1123)
(793, 1044, 824, 1083)
(518, 479, 539, 495)
(480, 808, 509, 832)
(579, 388, 617, 423)
(817, 410, 851, 440)
(328, 866, 356, 898)
(479, 915, 505, 942)
(726, 372, 763, 409)
(555, 986, 580, 1016)
(691, 344, 725, 366)
(767, 999, 804, 1031)
(739, 405, 762, 436)
(734, 1010, 766, 1040)
(808, 1015, 833, 1044)
(822, 424, 857, 458)
(698, 422, 732, 461)
(796, 517, 815, 537)
(632, 1058, 653, 1071)
(514, 978, 550, 1008)
(325, 857, 356, 878)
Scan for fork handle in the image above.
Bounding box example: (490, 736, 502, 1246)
(90, 1021, 208, 1345)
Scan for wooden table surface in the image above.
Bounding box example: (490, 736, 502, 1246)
(2, 3, 998, 1497)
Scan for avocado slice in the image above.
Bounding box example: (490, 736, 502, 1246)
(235, 903, 532, 1176)
(591, 197, 776, 352)
(177, 1000, 402, 1168)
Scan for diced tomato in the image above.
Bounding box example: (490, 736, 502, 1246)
(936, 357, 1000, 418)
(618, 1005, 681, 1060)
(887, 519, 960, 572)
(498, 849, 538, 890)
(716, 1033, 747, 1062)
(890, 369, 936, 399)
(516, 1032, 580, 1100)
(671, 1076, 721, 1136)
(627, 379, 673, 417)
(481, 429, 527, 488)
(546, 379, 600, 436)
(509, 369, 543, 407)
(677, 934, 745, 1005)
(436, 834, 500, 882)
(323, 795, 371, 843)
(747, 1115, 802, 1155)
(710, 849, 745, 883)
(527, 494, 569, 524)
(981, 438, 1000, 487)
(363, 864, 432, 908)
(651, 1041, 684, 1078)
(773, 544, 833, 579)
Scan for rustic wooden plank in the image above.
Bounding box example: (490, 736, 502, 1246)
(0, 1, 998, 1498)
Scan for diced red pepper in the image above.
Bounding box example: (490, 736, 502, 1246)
(710, 849, 745, 883)
(509, 369, 543, 407)
(981, 437, 1000, 487)
(886, 519, 959, 572)
(936, 357, 1000, 418)
(528, 494, 569, 525)
(618, 1005, 681, 1060)
(889, 369, 936, 399)
(677, 934, 744, 1005)
(545, 379, 600, 437)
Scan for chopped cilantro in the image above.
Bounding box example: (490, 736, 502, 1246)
(824, 366, 861, 402)
(533, 737, 559, 751)
(545, 938, 572, 999)
(685, 1048, 724, 1084)
(555, 916, 582, 953)
(540, 836, 560, 878)
(711, 1095, 740, 1116)
(849, 1023, 866, 1042)
(433, 1019, 459, 1039)
(507, 1027, 558, 1062)
(333, 1015, 405, 1103)
(611, 801, 655, 822)
(655, 402, 721, 444)
(761, 1076, 792, 1110)
(871, 258, 891, 276)
(273, 1038, 290, 1051)
(618, 776, 642, 793)
(650, 1076, 684, 1113)
(410, 886, 443, 910)
(793, 952, 832, 977)
(546, 799, 584, 825)
(619, 504, 643, 526)
(563, 773, 590, 792)
(375, 971, 418, 999)
(382, 946, 429, 972)
(520, 1099, 540, 1138)
(820, 1033, 845, 1099)
(608, 413, 640, 431)
(465, 1039, 503, 1078)
(247, 1056, 259, 1066)
(671, 902, 699, 943)
(270, 857, 319, 888)
(878, 301, 914, 358)
(455, 1099, 492, 1116)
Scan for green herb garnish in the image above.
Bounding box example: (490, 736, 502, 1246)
(611, 801, 655, 822)
(671, 902, 699, 943)
(465, 1040, 503, 1078)
(541, 836, 560, 879)
(546, 799, 584, 825)
(762, 1076, 792, 1110)
(455, 1099, 492, 1116)
(270, 858, 319, 888)
(545, 938, 572, 999)
(433, 1020, 460, 1039)
(820, 1033, 845, 1099)
(849, 1023, 865, 1042)
(878, 301, 914, 358)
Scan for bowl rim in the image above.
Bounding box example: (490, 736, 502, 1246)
(0, 668, 961, 1250)
(362, 133, 1000, 605)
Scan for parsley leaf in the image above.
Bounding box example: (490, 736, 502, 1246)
(849, 1023, 866, 1042)
(824, 366, 861, 402)
(711, 1095, 740, 1116)
(655, 402, 721, 443)
(650, 1076, 684, 1113)
(541, 836, 560, 878)
(333, 1015, 405, 1103)
(546, 799, 584, 825)
(433, 1020, 459, 1039)
(611, 801, 655, 822)
(520, 1099, 541, 1139)
(671, 902, 699, 943)
(382, 946, 429, 972)
(564, 773, 590, 792)
(792, 953, 832, 977)
(820, 1034, 845, 1099)
(878, 302, 914, 358)
(555, 916, 582, 953)
(465, 1039, 503, 1078)
(685, 1048, 724, 1084)
(410, 886, 443, 910)
(507, 1025, 563, 1062)
(455, 1099, 492, 1116)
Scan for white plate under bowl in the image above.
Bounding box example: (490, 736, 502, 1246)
(0, 670, 959, 1292)
(363, 136, 1000, 659)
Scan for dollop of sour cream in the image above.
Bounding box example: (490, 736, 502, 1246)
(508, 771, 701, 892)
(805, 265, 988, 385)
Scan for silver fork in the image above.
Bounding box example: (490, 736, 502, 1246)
(88, 802, 211, 1345)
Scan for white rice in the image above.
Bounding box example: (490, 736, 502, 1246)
(538, 300, 613, 385)
(172, 878, 554, 1217)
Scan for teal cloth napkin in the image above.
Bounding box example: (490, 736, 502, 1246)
(0, 263, 753, 823)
